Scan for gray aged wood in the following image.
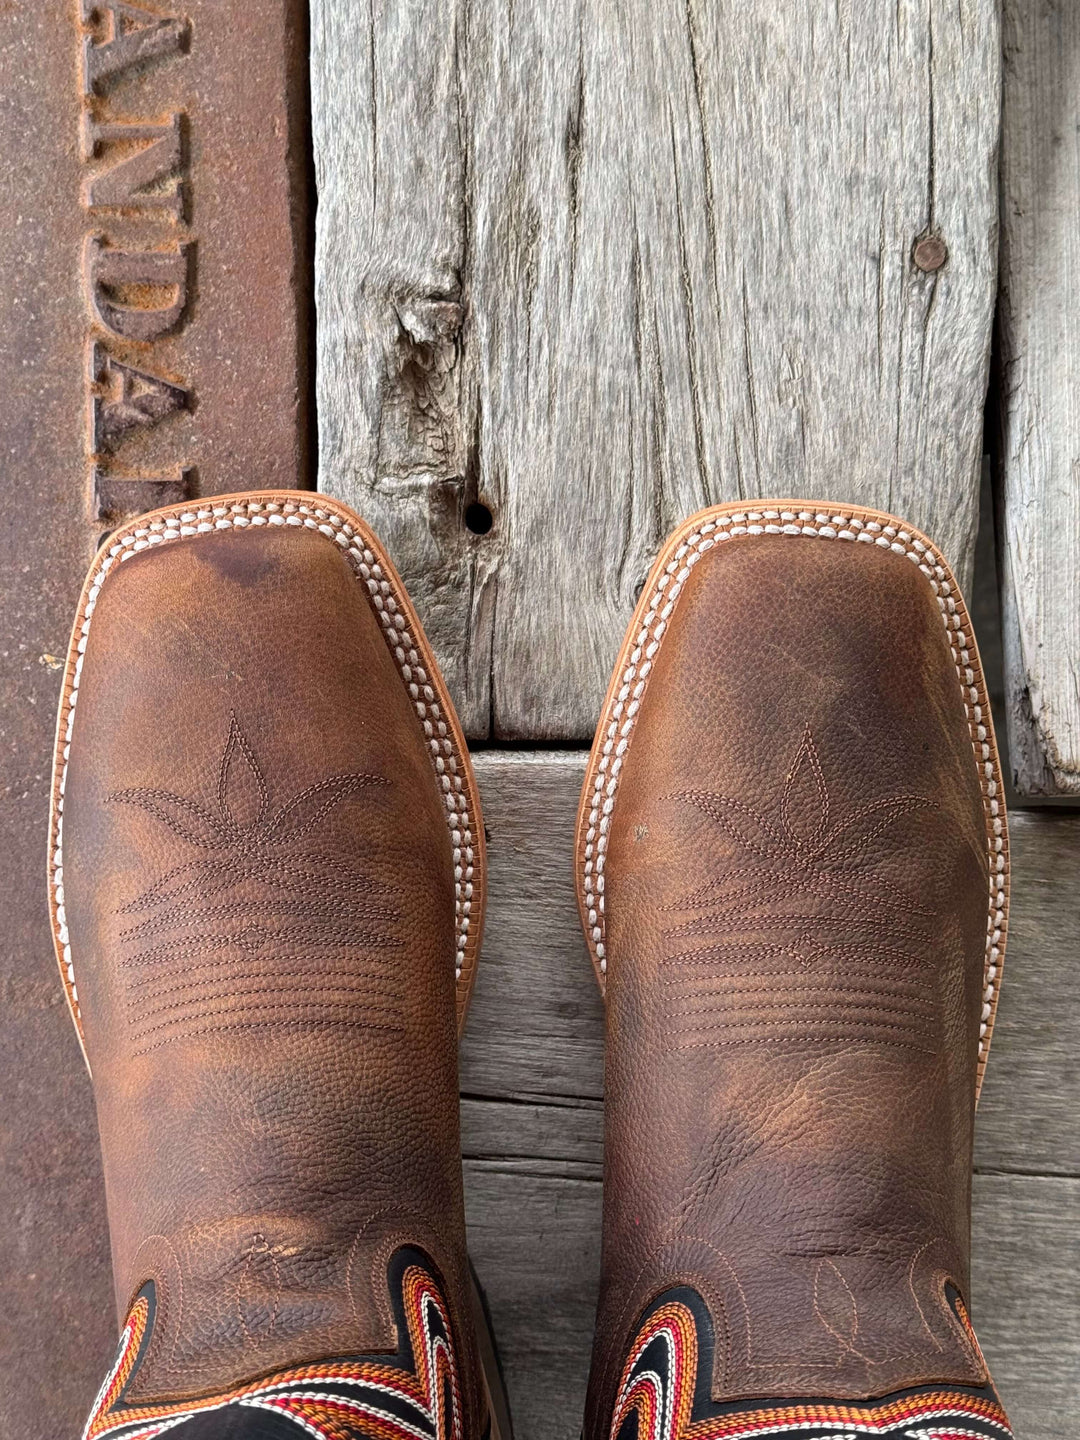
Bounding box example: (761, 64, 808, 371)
(460, 753, 605, 1103)
(461, 754, 1080, 1439)
(975, 809, 1080, 1176)
(312, 0, 1001, 741)
(995, 0, 1080, 797)
(970, 1176, 1080, 1440)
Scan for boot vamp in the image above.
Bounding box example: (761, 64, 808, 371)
(593, 534, 989, 1416)
(62, 522, 471, 1409)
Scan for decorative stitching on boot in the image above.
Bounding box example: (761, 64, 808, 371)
(51, 501, 476, 1029)
(658, 725, 943, 1055)
(607, 1286, 1013, 1440)
(580, 508, 1007, 1072)
(83, 1250, 464, 1440)
(106, 713, 405, 1054)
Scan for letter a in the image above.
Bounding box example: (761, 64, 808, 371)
(89, 342, 190, 451)
(81, 0, 188, 97)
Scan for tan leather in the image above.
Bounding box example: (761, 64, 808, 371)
(57, 503, 484, 1429)
(583, 522, 998, 1436)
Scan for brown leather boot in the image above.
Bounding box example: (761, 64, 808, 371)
(49, 494, 509, 1440)
(575, 502, 1013, 1440)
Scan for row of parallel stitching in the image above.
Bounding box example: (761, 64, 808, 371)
(121, 927, 405, 1053)
(656, 721, 942, 1051)
(52, 500, 476, 1025)
(581, 508, 1007, 1062)
(662, 970, 940, 1056)
(129, 996, 407, 1058)
(665, 1011, 940, 1057)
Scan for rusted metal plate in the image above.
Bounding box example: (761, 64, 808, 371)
(0, 1, 311, 1432)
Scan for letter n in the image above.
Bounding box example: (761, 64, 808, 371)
(82, 114, 184, 223)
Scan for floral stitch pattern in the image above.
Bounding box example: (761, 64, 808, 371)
(577, 504, 1009, 1095)
(49, 496, 481, 1064)
(662, 726, 943, 1053)
(107, 715, 404, 1053)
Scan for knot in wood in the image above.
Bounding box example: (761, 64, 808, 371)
(396, 299, 464, 347)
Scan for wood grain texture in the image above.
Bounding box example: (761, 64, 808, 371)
(970, 1175, 1080, 1439)
(460, 755, 1079, 1437)
(459, 753, 605, 1103)
(312, 0, 1001, 740)
(465, 1163, 601, 1439)
(974, 810, 1080, 1176)
(995, 0, 1080, 796)
(465, 1163, 1080, 1440)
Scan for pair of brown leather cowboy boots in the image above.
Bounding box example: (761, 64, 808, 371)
(49, 492, 1012, 1440)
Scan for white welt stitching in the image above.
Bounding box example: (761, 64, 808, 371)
(52, 500, 475, 1023)
(580, 508, 1006, 1061)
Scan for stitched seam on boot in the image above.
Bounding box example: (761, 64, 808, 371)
(52, 499, 475, 1025)
(580, 507, 1007, 1067)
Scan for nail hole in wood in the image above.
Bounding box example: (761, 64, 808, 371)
(465, 501, 494, 535)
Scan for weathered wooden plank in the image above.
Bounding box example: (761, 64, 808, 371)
(465, 1164, 601, 1440)
(313, 0, 1000, 739)
(465, 1163, 1080, 1440)
(975, 811, 1080, 1176)
(969, 1175, 1080, 1437)
(995, 0, 1080, 797)
(464, 754, 1080, 1178)
(460, 753, 605, 1102)
(461, 1097, 603, 1176)
(309, 0, 485, 721)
